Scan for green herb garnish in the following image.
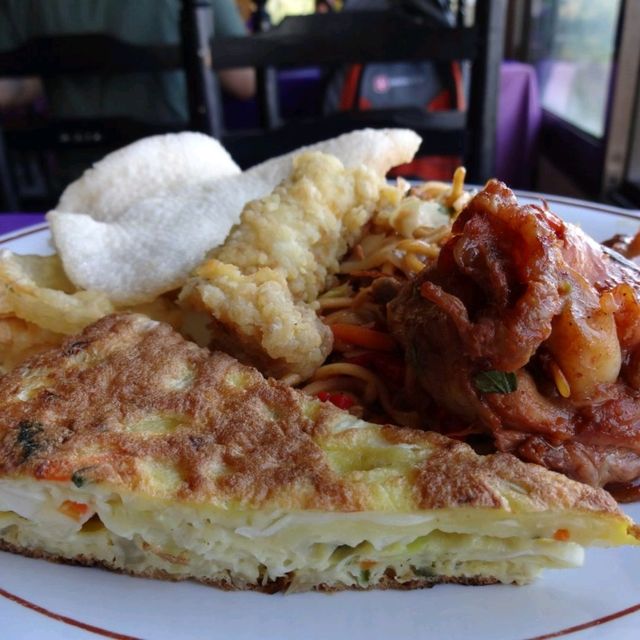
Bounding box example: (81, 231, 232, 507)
(17, 420, 43, 461)
(360, 569, 370, 583)
(438, 203, 453, 218)
(473, 370, 518, 394)
(71, 466, 96, 488)
(71, 471, 86, 488)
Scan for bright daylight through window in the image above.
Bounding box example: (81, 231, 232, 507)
(529, 0, 622, 138)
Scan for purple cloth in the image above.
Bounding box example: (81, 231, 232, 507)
(278, 67, 326, 119)
(0, 214, 46, 236)
(495, 61, 542, 189)
(223, 67, 326, 130)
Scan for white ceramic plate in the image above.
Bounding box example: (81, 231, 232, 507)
(1, 194, 640, 640)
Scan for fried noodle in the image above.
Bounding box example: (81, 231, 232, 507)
(301, 167, 471, 426)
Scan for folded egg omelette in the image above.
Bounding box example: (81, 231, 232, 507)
(0, 314, 637, 592)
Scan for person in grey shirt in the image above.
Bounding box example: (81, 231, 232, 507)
(0, 0, 255, 122)
(0, 0, 255, 193)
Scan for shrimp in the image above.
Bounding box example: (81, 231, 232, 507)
(389, 180, 640, 494)
(545, 273, 622, 399)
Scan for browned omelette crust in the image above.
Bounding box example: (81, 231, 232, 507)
(0, 313, 629, 517)
(0, 313, 358, 510)
(381, 426, 623, 513)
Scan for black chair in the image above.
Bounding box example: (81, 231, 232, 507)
(0, 0, 219, 211)
(210, 0, 506, 183)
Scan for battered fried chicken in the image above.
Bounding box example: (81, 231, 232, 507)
(389, 180, 640, 499)
(180, 152, 390, 382)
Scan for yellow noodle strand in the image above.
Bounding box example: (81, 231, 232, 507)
(396, 239, 441, 257)
(404, 252, 427, 274)
(301, 377, 363, 397)
(414, 225, 451, 242)
(550, 361, 571, 398)
(340, 243, 397, 272)
(445, 166, 466, 208)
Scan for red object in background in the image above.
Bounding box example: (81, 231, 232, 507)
(389, 156, 462, 182)
(222, 60, 541, 187)
(338, 61, 465, 181)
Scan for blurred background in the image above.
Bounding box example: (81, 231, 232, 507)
(0, 0, 638, 212)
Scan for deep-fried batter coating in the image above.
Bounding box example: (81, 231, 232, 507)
(181, 152, 389, 381)
(0, 316, 63, 375)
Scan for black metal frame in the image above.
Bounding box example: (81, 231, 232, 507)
(608, 0, 640, 208)
(208, 2, 506, 182)
(181, 0, 223, 138)
(612, 180, 640, 208)
(0, 35, 181, 77)
(539, 111, 605, 198)
(0, 128, 17, 211)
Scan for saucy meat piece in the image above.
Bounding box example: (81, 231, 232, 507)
(389, 180, 640, 498)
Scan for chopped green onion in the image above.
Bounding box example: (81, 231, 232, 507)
(473, 370, 518, 394)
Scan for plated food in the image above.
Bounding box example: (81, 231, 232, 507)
(47, 129, 420, 304)
(0, 129, 639, 594)
(0, 314, 636, 592)
(390, 180, 640, 499)
(303, 165, 470, 427)
(180, 151, 389, 381)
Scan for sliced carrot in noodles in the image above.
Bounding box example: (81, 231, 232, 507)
(330, 324, 397, 351)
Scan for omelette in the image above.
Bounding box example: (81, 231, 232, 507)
(0, 314, 637, 592)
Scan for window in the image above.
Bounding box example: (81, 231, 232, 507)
(616, 86, 640, 204)
(529, 0, 622, 138)
(603, 0, 640, 206)
(627, 96, 640, 188)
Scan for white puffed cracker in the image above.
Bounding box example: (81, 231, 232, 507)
(48, 129, 421, 305)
